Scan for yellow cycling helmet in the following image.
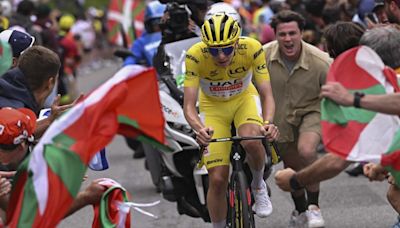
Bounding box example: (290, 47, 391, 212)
(201, 13, 241, 47)
(59, 14, 75, 31)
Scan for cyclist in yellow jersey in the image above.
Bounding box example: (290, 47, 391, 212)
(183, 13, 279, 228)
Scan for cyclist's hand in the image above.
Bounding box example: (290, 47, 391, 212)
(196, 127, 214, 146)
(261, 123, 279, 142)
(274, 168, 296, 192)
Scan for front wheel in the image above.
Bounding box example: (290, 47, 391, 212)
(227, 171, 255, 228)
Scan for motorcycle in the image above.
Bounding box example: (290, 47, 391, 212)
(114, 38, 211, 221)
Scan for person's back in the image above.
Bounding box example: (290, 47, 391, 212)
(0, 68, 39, 113)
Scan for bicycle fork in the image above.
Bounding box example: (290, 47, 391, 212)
(227, 141, 254, 228)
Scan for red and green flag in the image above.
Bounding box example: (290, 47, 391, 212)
(6, 66, 168, 227)
(321, 46, 400, 187)
(107, 0, 146, 47)
(92, 178, 131, 228)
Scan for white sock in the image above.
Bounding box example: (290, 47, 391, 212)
(212, 220, 226, 228)
(251, 167, 265, 189)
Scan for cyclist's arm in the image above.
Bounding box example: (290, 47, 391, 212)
(257, 80, 275, 123)
(252, 43, 275, 122)
(183, 46, 203, 132)
(183, 86, 204, 132)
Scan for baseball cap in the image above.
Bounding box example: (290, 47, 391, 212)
(0, 107, 36, 150)
(0, 29, 35, 57)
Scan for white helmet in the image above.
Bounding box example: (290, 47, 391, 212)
(205, 2, 241, 24)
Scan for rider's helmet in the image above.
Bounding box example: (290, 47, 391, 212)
(205, 2, 241, 24)
(144, 1, 166, 33)
(201, 13, 241, 47)
(59, 14, 75, 31)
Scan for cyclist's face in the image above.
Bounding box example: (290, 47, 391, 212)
(276, 21, 302, 61)
(209, 44, 235, 67)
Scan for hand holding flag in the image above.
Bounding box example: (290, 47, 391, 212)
(321, 46, 400, 187)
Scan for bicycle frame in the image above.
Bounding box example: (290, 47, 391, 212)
(201, 135, 278, 228)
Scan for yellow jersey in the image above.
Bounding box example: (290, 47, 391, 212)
(184, 37, 270, 101)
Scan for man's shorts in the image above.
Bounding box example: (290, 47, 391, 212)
(199, 91, 263, 169)
(276, 111, 321, 157)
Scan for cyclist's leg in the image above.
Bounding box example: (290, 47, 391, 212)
(238, 123, 265, 183)
(200, 97, 234, 227)
(234, 93, 272, 217)
(207, 166, 229, 225)
(234, 93, 265, 186)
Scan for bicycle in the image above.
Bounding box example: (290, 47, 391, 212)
(200, 135, 281, 228)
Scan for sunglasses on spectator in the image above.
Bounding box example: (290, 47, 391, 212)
(208, 45, 235, 57)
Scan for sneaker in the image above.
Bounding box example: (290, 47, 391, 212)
(252, 181, 273, 217)
(288, 210, 308, 228)
(306, 205, 325, 228)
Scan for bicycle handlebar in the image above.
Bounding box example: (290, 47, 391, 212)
(198, 136, 281, 164)
(209, 135, 267, 143)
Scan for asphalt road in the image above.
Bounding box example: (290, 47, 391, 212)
(59, 60, 397, 228)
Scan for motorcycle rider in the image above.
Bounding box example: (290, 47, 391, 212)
(124, 1, 166, 67)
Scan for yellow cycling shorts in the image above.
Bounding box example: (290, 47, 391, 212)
(199, 89, 263, 169)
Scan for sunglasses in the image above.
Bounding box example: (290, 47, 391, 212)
(208, 46, 235, 57)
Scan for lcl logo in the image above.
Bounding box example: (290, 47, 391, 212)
(229, 66, 247, 75)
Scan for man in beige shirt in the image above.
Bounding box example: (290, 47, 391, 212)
(263, 10, 332, 228)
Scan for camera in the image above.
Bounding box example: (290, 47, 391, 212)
(153, 0, 208, 75)
(159, 2, 190, 38)
(158, 0, 208, 44)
